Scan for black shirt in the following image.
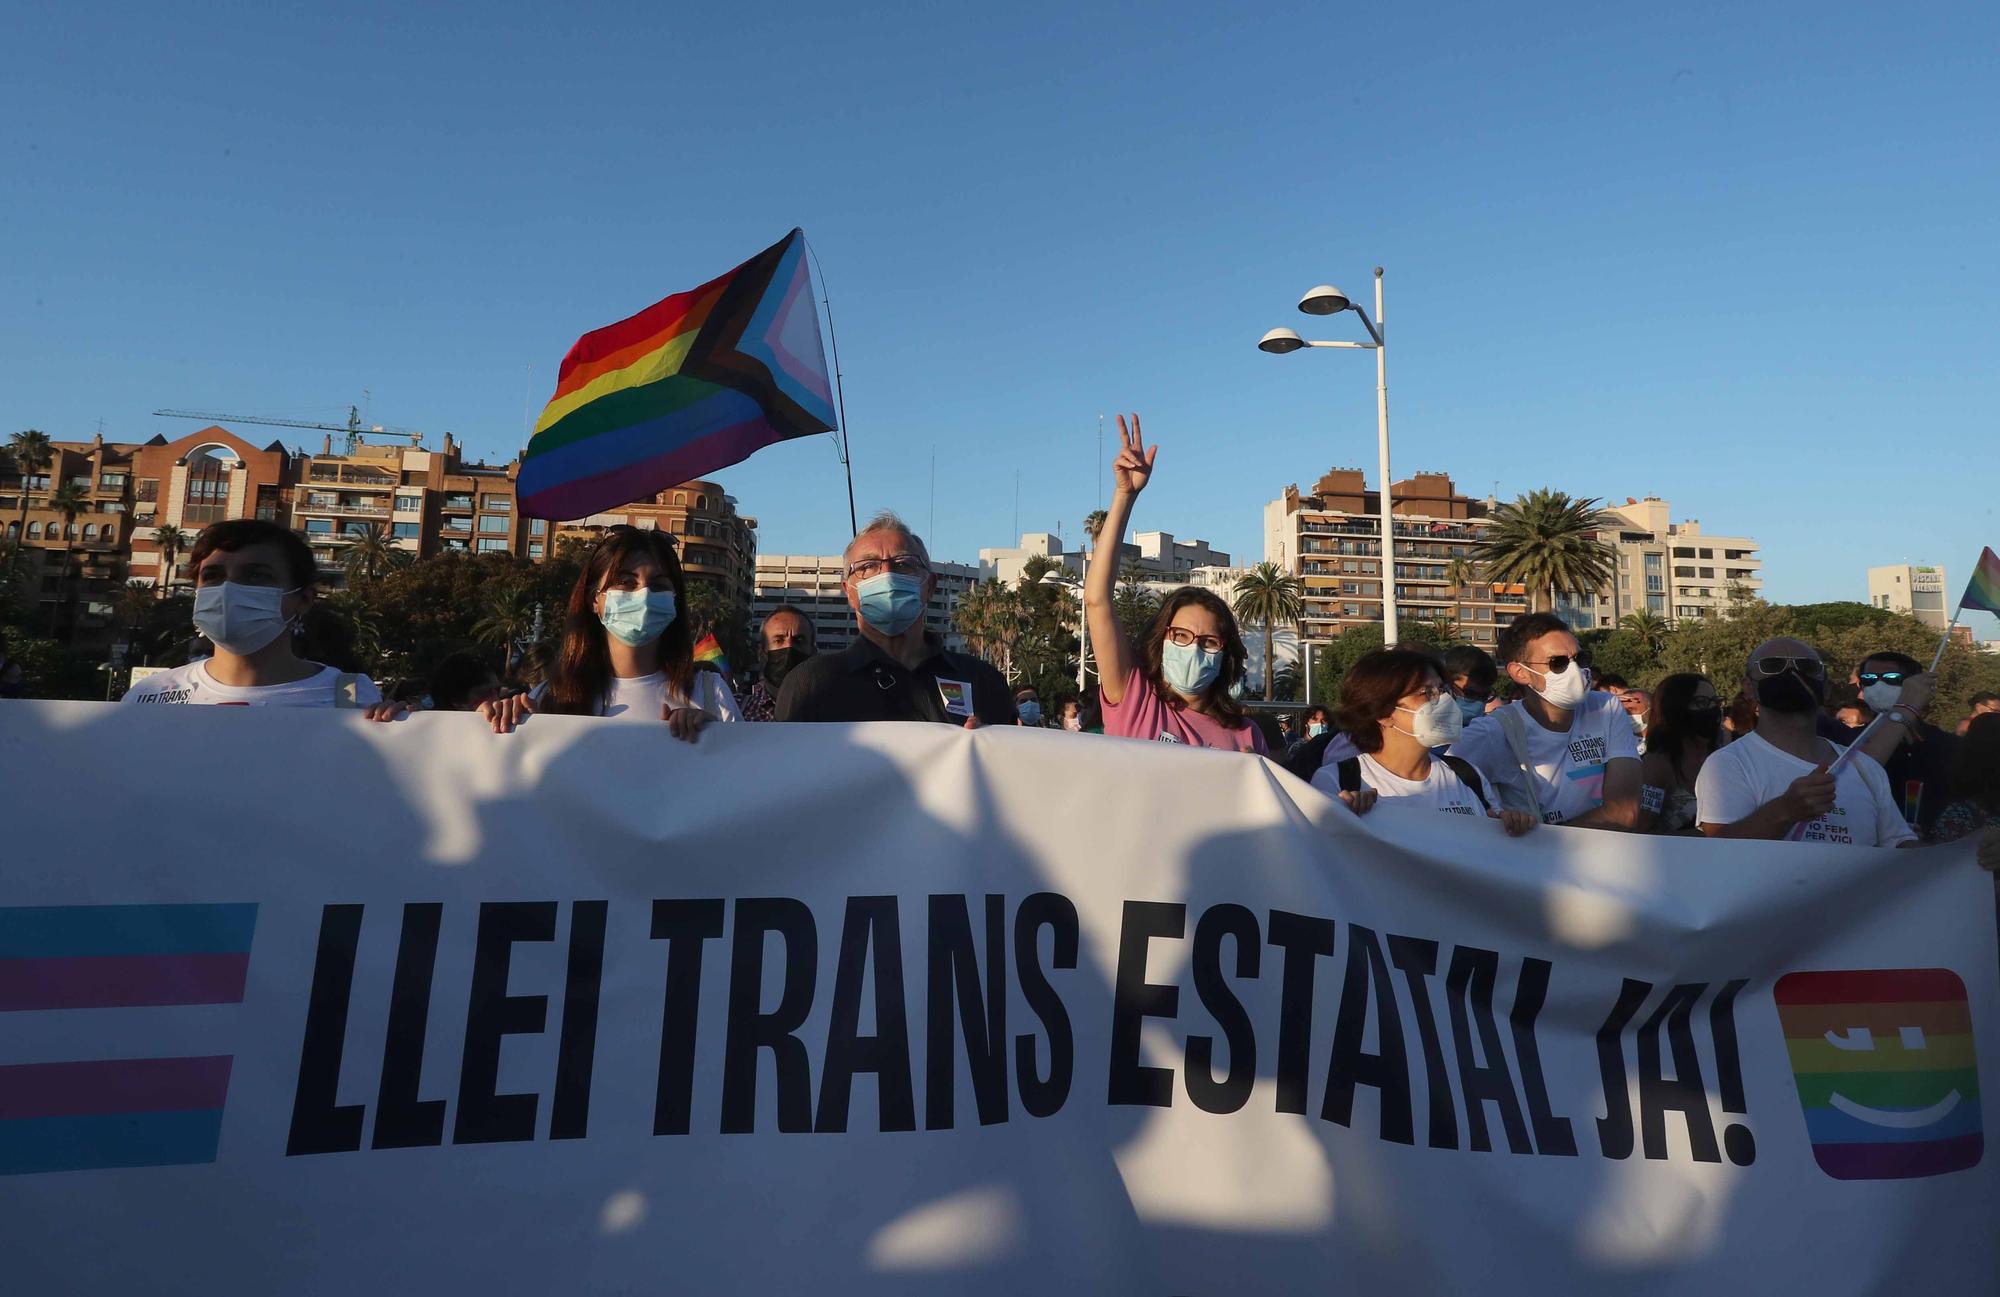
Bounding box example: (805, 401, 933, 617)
(775, 632, 1017, 726)
(1830, 714, 1959, 837)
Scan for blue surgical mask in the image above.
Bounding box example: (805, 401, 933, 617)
(1160, 639, 1223, 697)
(856, 572, 925, 636)
(1307, 722, 1327, 738)
(599, 589, 677, 647)
(1018, 701, 1043, 725)
(1456, 696, 1486, 725)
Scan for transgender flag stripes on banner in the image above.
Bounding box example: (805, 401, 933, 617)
(517, 228, 836, 521)
(0, 904, 256, 1175)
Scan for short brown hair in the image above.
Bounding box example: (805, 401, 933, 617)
(1335, 649, 1441, 754)
(1497, 612, 1572, 664)
(187, 519, 318, 590)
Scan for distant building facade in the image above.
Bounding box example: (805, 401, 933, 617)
(1868, 563, 1949, 630)
(1583, 497, 1763, 629)
(978, 530, 1229, 587)
(551, 479, 758, 608)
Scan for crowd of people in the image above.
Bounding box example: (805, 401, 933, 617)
(82, 413, 2000, 878)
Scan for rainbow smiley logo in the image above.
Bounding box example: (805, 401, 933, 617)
(1775, 968, 1982, 1180)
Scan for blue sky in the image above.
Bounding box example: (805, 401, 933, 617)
(4, 2, 1995, 633)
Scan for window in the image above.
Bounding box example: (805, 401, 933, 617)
(1672, 546, 1694, 558)
(104, 503, 125, 514)
(100, 473, 126, 489)
(82, 524, 96, 540)
(341, 521, 376, 537)
(444, 539, 468, 552)
(1647, 594, 1665, 614)
(443, 494, 474, 512)
(304, 518, 333, 535)
(481, 494, 511, 512)
(26, 475, 50, 491)
(527, 542, 544, 559)
(181, 447, 235, 526)
(392, 522, 420, 540)
(1674, 565, 1695, 577)
(476, 537, 508, 553)
(673, 492, 686, 505)
(27, 522, 41, 538)
(1698, 548, 1713, 559)
(396, 495, 422, 513)
(529, 519, 546, 537)
(68, 475, 91, 489)
(695, 494, 708, 510)
(478, 515, 509, 534)
(136, 479, 159, 502)
(3, 522, 14, 538)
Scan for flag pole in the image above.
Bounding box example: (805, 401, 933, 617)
(804, 238, 859, 537)
(1926, 609, 1960, 673)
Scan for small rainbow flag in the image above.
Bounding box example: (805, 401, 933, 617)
(692, 632, 729, 676)
(1960, 546, 2000, 615)
(518, 228, 836, 521)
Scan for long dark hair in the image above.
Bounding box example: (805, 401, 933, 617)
(1647, 672, 1720, 786)
(1138, 587, 1247, 729)
(543, 526, 692, 715)
(1952, 713, 2000, 813)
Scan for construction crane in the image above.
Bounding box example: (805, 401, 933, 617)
(153, 406, 424, 454)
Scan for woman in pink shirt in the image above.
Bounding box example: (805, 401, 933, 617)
(1084, 415, 1267, 754)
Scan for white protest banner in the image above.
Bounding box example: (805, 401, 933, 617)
(1, 701, 1994, 1295)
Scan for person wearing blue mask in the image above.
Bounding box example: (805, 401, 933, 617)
(1085, 415, 1265, 753)
(775, 511, 1014, 726)
(478, 525, 737, 739)
(1442, 644, 1500, 726)
(1014, 687, 1045, 727)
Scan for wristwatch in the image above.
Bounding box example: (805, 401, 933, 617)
(1885, 707, 1917, 729)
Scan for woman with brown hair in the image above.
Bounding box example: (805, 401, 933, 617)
(1316, 648, 1536, 834)
(1084, 415, 1264, 752)
(479, 525, 737, 738)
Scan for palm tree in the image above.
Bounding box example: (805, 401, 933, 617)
(472, 582, 538, 651)
(114, 580, 155, 637)
(46, 481, 89, 638)
(1232, 561, 1304, 700)
(151, 523, 187, 598)
(341, 523, 401, 585)
(1620, 608, 1669, 654)
(8, 430, 52, 557)
(1082, 510, 1108, 551)
(1443, 555, 1477, 593)
(1472, 489, 1616, 615)
(1112, 562, 1161, 642)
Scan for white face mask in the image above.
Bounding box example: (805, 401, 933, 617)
(1628, 710, 1648, 736)
(1393, 693, 1464, 748)
(1861, 682, 1902, 714)
(1525, 659, 1591, 710)
(193, 582, 298, 655)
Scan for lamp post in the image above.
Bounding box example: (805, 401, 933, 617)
(1039, 569, 1088, 692)
(1259, 267, 1397, 646)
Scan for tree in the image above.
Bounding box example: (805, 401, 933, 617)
(1473, 489, 1616, 614)
(471, 581, 538, 652)
(951, 579, 1024, 678)
(1083, 510, 1108, 547)
(1231, 561, 1304, 701)
(1443, 555, 1477, 593)
(151, 523, 187, 598)
(683, 577, 753, 670)
(1011, 555, 1081, 698)
(341, 523, 403, 586)
(113, 580, 154, 637)
(1112, 562, 1160, 642)
(1619, 608, 1669, 655)
(7, 430, 52, 558)
(46, 481, 88, 639)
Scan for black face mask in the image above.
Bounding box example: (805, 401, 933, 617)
(1678, 707, 1723, 743)
(1755, 672, 1822, 715)
(763, 646, 811, 688)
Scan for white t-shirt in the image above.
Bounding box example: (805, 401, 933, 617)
(1312, 752, 1488, 816)
(1449, 691, 1640, 824)
(598, 670, 741, 723)
(119, 660, 382, 708)
(1693, 731, 1916, 847)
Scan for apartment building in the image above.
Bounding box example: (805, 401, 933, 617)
(2, 426, 288, 644)
(550, 479, 757, 608)
(977, 530, 1230, 587)
(1264, 468, 1520, 648)
(1584, 497, 1762, 629)
(752, 554, 978, 653)
(1867, 563, 1948, 630)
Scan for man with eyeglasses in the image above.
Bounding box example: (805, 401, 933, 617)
(1695, 639, 1915, 846)
(1843, 649, 1957, 838)
(1448, 612, 1642, 829)
(775, 511, 1016, 727)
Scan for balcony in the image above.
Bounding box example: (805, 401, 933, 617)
(295, 498, 391, 517)
(307, 466, 397, 487)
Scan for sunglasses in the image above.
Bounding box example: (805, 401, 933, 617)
(1752, 656, 1825, 678)
(1856, 671, 1910, 686)
(1525, 652, 1591, 675)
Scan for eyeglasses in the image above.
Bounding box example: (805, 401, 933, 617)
(1401, 684, 1448, 704)
(1686, 696, 1721, 710)
(1753, 656, 1825, 678)
(1524, 652, 1591, 675)
(1857, 670, 1910, 686)
(846, 555, 929, 581)
(1164, 627, 1226, 653)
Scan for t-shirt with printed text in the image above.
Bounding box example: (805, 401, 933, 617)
(1694, 731, 1915, 847)
(119, 660, 382, 708)
(1448, 690, 1639, 824)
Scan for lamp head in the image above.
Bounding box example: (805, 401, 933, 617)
(1298, 285, 1351, 315)
(1258, 328, 1308, 355)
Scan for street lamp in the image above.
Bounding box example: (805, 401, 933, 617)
(1259, 267, 1398, 645)
(1038, 569, 1089, 692)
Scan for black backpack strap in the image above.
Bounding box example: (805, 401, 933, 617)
(1337, 757, 1361, 793)
(1440, 755, 1490, 812)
